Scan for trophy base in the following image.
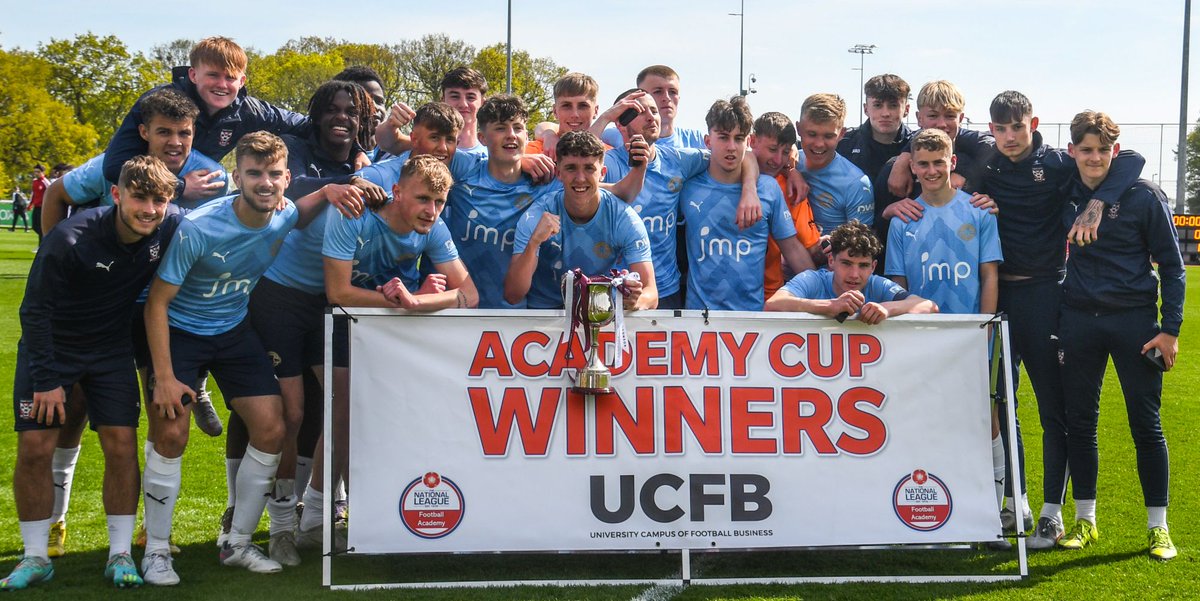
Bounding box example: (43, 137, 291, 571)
(571, 385, 613, 395)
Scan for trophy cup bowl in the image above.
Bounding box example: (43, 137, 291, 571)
(575, 281, 616, 394)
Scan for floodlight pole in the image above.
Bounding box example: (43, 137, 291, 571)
(848, 44, 876, 126)
(1178, 0, 1191, 214)
(730, 0, 745, 95)
(506, 0, 513, 94)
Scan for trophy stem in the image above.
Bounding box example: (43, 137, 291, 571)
(574, 324, 612, 394)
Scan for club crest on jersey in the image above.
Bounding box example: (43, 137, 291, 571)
(1031, 166, 1046, 183)
(218, 129, 235, 147)
(149, 242, 161, 262)
(593, 241, 614, 260)
(957, 223, 977, 242)
(1108, 202, 1121, 220)
(17, 399, 34, 420)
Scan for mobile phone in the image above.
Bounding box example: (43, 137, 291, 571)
(1143, 347, 1167, 371)
(617, 107, 640, 126)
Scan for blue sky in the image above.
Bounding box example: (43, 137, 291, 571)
(1, 0, 1193, 185)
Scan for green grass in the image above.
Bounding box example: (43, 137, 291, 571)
(0, 226, 1196, 599)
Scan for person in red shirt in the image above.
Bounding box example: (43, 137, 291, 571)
(29, 165, 50, 245)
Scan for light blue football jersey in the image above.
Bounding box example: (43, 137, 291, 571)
(513, 188, 652, 309)
(603, 144, 708, 297)
(885, 189, 1002, 314)
(781, 269, 907, 305)
(323, 206, 458, 292)
(156, 195, 298, 335)
(681, 172, 797, 311)
(443, 151, 550, 308)
(799, 152, 874, 232)
(63, 151, 228, 210)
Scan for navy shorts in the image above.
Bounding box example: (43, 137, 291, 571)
(132, 302, 150, 370)
(153, 320, 280, 405)
(13, 340, 140, 432)
(249, 277, 326, 378)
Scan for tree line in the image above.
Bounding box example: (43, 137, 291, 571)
(0, 32, 566, 193)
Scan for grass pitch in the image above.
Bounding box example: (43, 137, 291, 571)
(0, 228, 1195, 599)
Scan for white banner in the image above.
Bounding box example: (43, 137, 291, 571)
(348, 311, 1000, 554)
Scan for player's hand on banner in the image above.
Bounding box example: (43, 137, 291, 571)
(1142, 332, 1179, 371)
(181, 169, 225, 203)
(521, 153, 556, 183)
(350, 176, 388, 209)
(152, 376, 194, 421)
(969, 193, 998, 214)
(416, 273, 447, 295)
(531, 212, 561, 245)
(325, 183, 366, 218)
(32, 387, 66, 426)
(1068, 198, 1105, 246)
(882, 198, 924, 223)
(858, 301, 890, 325)
(832, 289, 865, 317)
(377, 277, 425, 309)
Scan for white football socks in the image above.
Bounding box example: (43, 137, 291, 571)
(227, 445, 279, 547)
(1147, 506, 1168, 530)
(267, 478, 297, 535)
(299, 484, 324, 533)
(1075, 499, 1097, 524)
(49, 446, 80, 525)
(106, 514, 135, 558)
(142, 448, 182, 556)
(18, 518, 52, 560)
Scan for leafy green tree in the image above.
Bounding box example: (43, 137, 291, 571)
(245, 50, 344, 113)
(472, 43, 566, 127)
(394, 34, 477, 105)
(37, 33, 161, 144)
(0, 49, 99, 191)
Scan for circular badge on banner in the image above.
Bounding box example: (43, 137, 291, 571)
(399, 472, 465, 539)
(892, 469, 952, 531)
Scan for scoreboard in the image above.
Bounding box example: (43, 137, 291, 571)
(1175, 215, 1200, 263)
